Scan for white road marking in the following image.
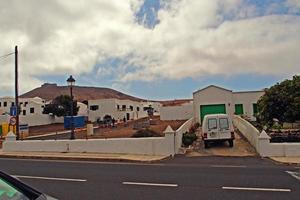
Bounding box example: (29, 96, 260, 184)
(122, 181, 178, 187)
(222, 186, 291, 192)
(13, 175, 87, 182)
(286, 171, 300, 181)
(211, 165, 246, 168)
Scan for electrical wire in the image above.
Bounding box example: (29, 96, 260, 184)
(0, 52, 15, 60)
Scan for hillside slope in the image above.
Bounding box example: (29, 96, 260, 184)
(20, 83, 145, 102)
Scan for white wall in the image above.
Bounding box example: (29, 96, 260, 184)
(0, 97, 15, 114)
(3, 133, 176, 156)
(3, 118, 195, 156)
(160, 103, 193, 121)
(193, 86, 234, 124)
(233, 91, 264, 120)
(0, 115, 9, 124)
(174, 118, 194, 153)
(193, 86, 264, 124)
(19, 115, 64, 127)
(233, 115, 260, 149)
(77, 102, 88, 116)
(0, 97, 63, 126)
(88, 99, 148, 122)
(233, 115, 300, 157)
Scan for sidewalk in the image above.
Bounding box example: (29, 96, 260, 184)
(269, 156, 300, 165)
(0, 150, 169, 163)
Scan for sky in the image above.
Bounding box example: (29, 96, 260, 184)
(0, 0, 299, 100)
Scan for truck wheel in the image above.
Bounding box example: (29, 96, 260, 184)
(204, 141, 209, 149)
(229, 139, 234, 147)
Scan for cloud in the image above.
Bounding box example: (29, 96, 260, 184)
(287, 0, 300, 8)
(0, 0, 300, 95)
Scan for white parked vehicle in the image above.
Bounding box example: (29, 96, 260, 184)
(201, 114, 235, 148)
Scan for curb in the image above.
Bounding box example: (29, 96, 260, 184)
(0, 154, 170, 163)
(267, 157, 300, 166)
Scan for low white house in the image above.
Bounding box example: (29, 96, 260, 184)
(88, 98, 149, 122)
(193, 85, 264, 124)
(0, 96, 89, 127)
(0, 96, 59, 126)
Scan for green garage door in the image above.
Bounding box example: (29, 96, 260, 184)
(200, 104, 226, 122)
(235, 104, 244, 115)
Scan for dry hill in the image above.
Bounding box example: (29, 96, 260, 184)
(20, 83, 145, 102)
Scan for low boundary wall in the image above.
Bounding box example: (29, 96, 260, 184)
(3, 118, 194, 156)
(233, 115, 300, 157)
(3, 136, 174, 156)
(174, 117, 194, 153)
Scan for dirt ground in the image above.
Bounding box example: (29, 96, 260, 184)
(187, 130, 257, 157)
(28, 116, 186, 139)
(75, 116, 185, 139)
(29, 123, 65, 137)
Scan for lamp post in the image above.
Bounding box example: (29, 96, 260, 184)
(67, 75, 76, 140)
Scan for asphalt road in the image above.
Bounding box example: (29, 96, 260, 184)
(0, 156, 299, 200)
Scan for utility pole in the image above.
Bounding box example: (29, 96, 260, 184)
(15, 45, 19, 140)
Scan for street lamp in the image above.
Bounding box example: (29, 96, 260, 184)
(67, 75, 76, 140)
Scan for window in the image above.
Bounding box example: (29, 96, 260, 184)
(208, 118, 217, 130)
(234, 104, 243, 115)
(0, 102, 1, 107)
(90, 105, 99, 111)
(122, 105, 126, 111)
(23, 110, 26, 115)
(24, 102, 28, 107)
(30, 107, 34, 114)
(4, 102, 7, 107)
(219, 118, 229, 129)
(129, 105, 133, 111)
(137, 107, 140, 111)
(253, 103, 258, 115)
(117, 105, 120, 110)
(0, 177, 30, 200)
(11, 102, 15, 107)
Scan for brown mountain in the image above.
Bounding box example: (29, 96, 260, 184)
(20, 83, 145, 102)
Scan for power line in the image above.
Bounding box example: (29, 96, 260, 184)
(0, 52, 15, 60)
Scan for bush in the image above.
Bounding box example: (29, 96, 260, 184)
(270, 131, 300, 143)
(188, 123, 200, 134)
(182, 132, 198, 147)
(132, 129, 161, 138)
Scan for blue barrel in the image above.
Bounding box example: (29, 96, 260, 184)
(64, 116, 85, 129)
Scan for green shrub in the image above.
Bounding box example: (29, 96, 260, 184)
(182, 132, 198, 147)
(132, 129, 161, 138)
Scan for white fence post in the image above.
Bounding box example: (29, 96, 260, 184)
(258, 130, 271, 157)
(164, 125, 175, 157)
(5, 131, 16, 141)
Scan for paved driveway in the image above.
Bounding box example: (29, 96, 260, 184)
(187, 130, 257, 157)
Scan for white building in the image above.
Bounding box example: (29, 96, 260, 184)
(0, 96, 89, 126)
(193, 85, 264, 124)
(88, 99, 149, 122)
(160, 101, 194, 121)
(159, 85, 264, 124)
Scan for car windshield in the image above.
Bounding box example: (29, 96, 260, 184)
(219, 118, 229, 129)
(0, 178, 29, 200)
